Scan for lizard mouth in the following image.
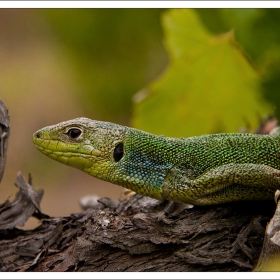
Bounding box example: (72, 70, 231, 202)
(34, 140, 103, 173)
(33, 140, 100, 159)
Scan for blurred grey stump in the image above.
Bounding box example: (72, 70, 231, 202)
(0, 99, 9, 182)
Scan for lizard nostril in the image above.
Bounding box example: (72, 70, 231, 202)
(36, 132, 41, 139)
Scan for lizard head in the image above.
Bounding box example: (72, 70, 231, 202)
(33, 117, 169, 200)
(33, 118, 127, 181)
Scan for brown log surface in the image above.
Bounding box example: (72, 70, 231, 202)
(0, 184, 276, 272)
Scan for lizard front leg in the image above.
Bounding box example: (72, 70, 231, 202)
(193, 163, 280, 191)
(161, 163, 280, 205)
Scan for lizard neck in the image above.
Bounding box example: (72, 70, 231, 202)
(108, 128, 183, 200)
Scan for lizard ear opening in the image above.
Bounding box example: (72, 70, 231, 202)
(113, 143, 124, 162)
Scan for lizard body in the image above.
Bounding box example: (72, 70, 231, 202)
(32, 118, 280, 205)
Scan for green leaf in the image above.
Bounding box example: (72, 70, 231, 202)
(132, 9, 273, 137)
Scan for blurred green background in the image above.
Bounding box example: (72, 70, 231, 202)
(1, 8, 280, 225)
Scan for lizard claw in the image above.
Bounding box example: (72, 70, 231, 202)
(121, 188, 137, 200)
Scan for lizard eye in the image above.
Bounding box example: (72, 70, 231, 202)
(113, 143, 124, 162)
(66, 128, 82, 139)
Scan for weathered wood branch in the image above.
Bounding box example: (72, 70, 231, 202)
(254, 193, 280, 271)
(0, 100, 279, 272)
(0, 175, 277, 272)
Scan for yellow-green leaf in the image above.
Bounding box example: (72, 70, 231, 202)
(132, 9, 273, 137)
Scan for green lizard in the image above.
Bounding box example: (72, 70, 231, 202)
(32, 118, 280, 206)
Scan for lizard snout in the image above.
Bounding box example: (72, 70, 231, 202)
(35, 132, 41, 139)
